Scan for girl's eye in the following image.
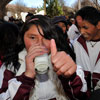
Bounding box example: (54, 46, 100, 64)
(30, 36, 34, 39)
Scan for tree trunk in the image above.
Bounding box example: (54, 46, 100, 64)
(78, 0, 81, 10)
(0, 0, 12, 19)
(95, 0, 98, 9)
(0, 7, 6, 19)
(44, 0, 46, 15)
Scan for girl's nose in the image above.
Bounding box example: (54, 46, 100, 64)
(38, 37, 44, 46)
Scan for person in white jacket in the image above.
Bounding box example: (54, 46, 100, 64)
(0, 15, 87, 100)
(73, 6, 100, 99)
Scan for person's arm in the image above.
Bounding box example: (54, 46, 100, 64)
(58, 65, 88, 100)
(50, 39, 88, 100)
(0, 69, 35, 100)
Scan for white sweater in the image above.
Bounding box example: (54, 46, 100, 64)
(17, 49, 69, 100)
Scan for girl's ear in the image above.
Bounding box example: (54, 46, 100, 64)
(96, 21, 100, 29)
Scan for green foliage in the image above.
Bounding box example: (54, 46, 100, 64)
(37, 6, 44, 12)
(46, 0, 64, 17)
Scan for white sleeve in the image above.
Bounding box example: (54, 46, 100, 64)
(0, 78, 21, 100)
(76, 65, 87, 92)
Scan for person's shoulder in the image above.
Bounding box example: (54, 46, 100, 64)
(73, 35, 82, 46)
(73, 36, 80, 43)
(68, 24, 79, 35)
(18, 48, 27, 62)
(70, 24, 78, 30)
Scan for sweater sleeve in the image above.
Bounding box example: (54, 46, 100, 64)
(0, 69, 35, 100)
(58, 65, 88, 100)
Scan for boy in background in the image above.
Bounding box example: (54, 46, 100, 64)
(74, 6, 100, 99)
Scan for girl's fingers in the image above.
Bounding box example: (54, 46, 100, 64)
(51, 39, 57, 58)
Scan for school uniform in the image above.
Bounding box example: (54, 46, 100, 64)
(74, 35, 100, 95)
(0, 49, 87, 100)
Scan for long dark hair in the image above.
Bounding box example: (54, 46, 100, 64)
(0, 22, 20, 72)
(21, 15, 76, 61)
